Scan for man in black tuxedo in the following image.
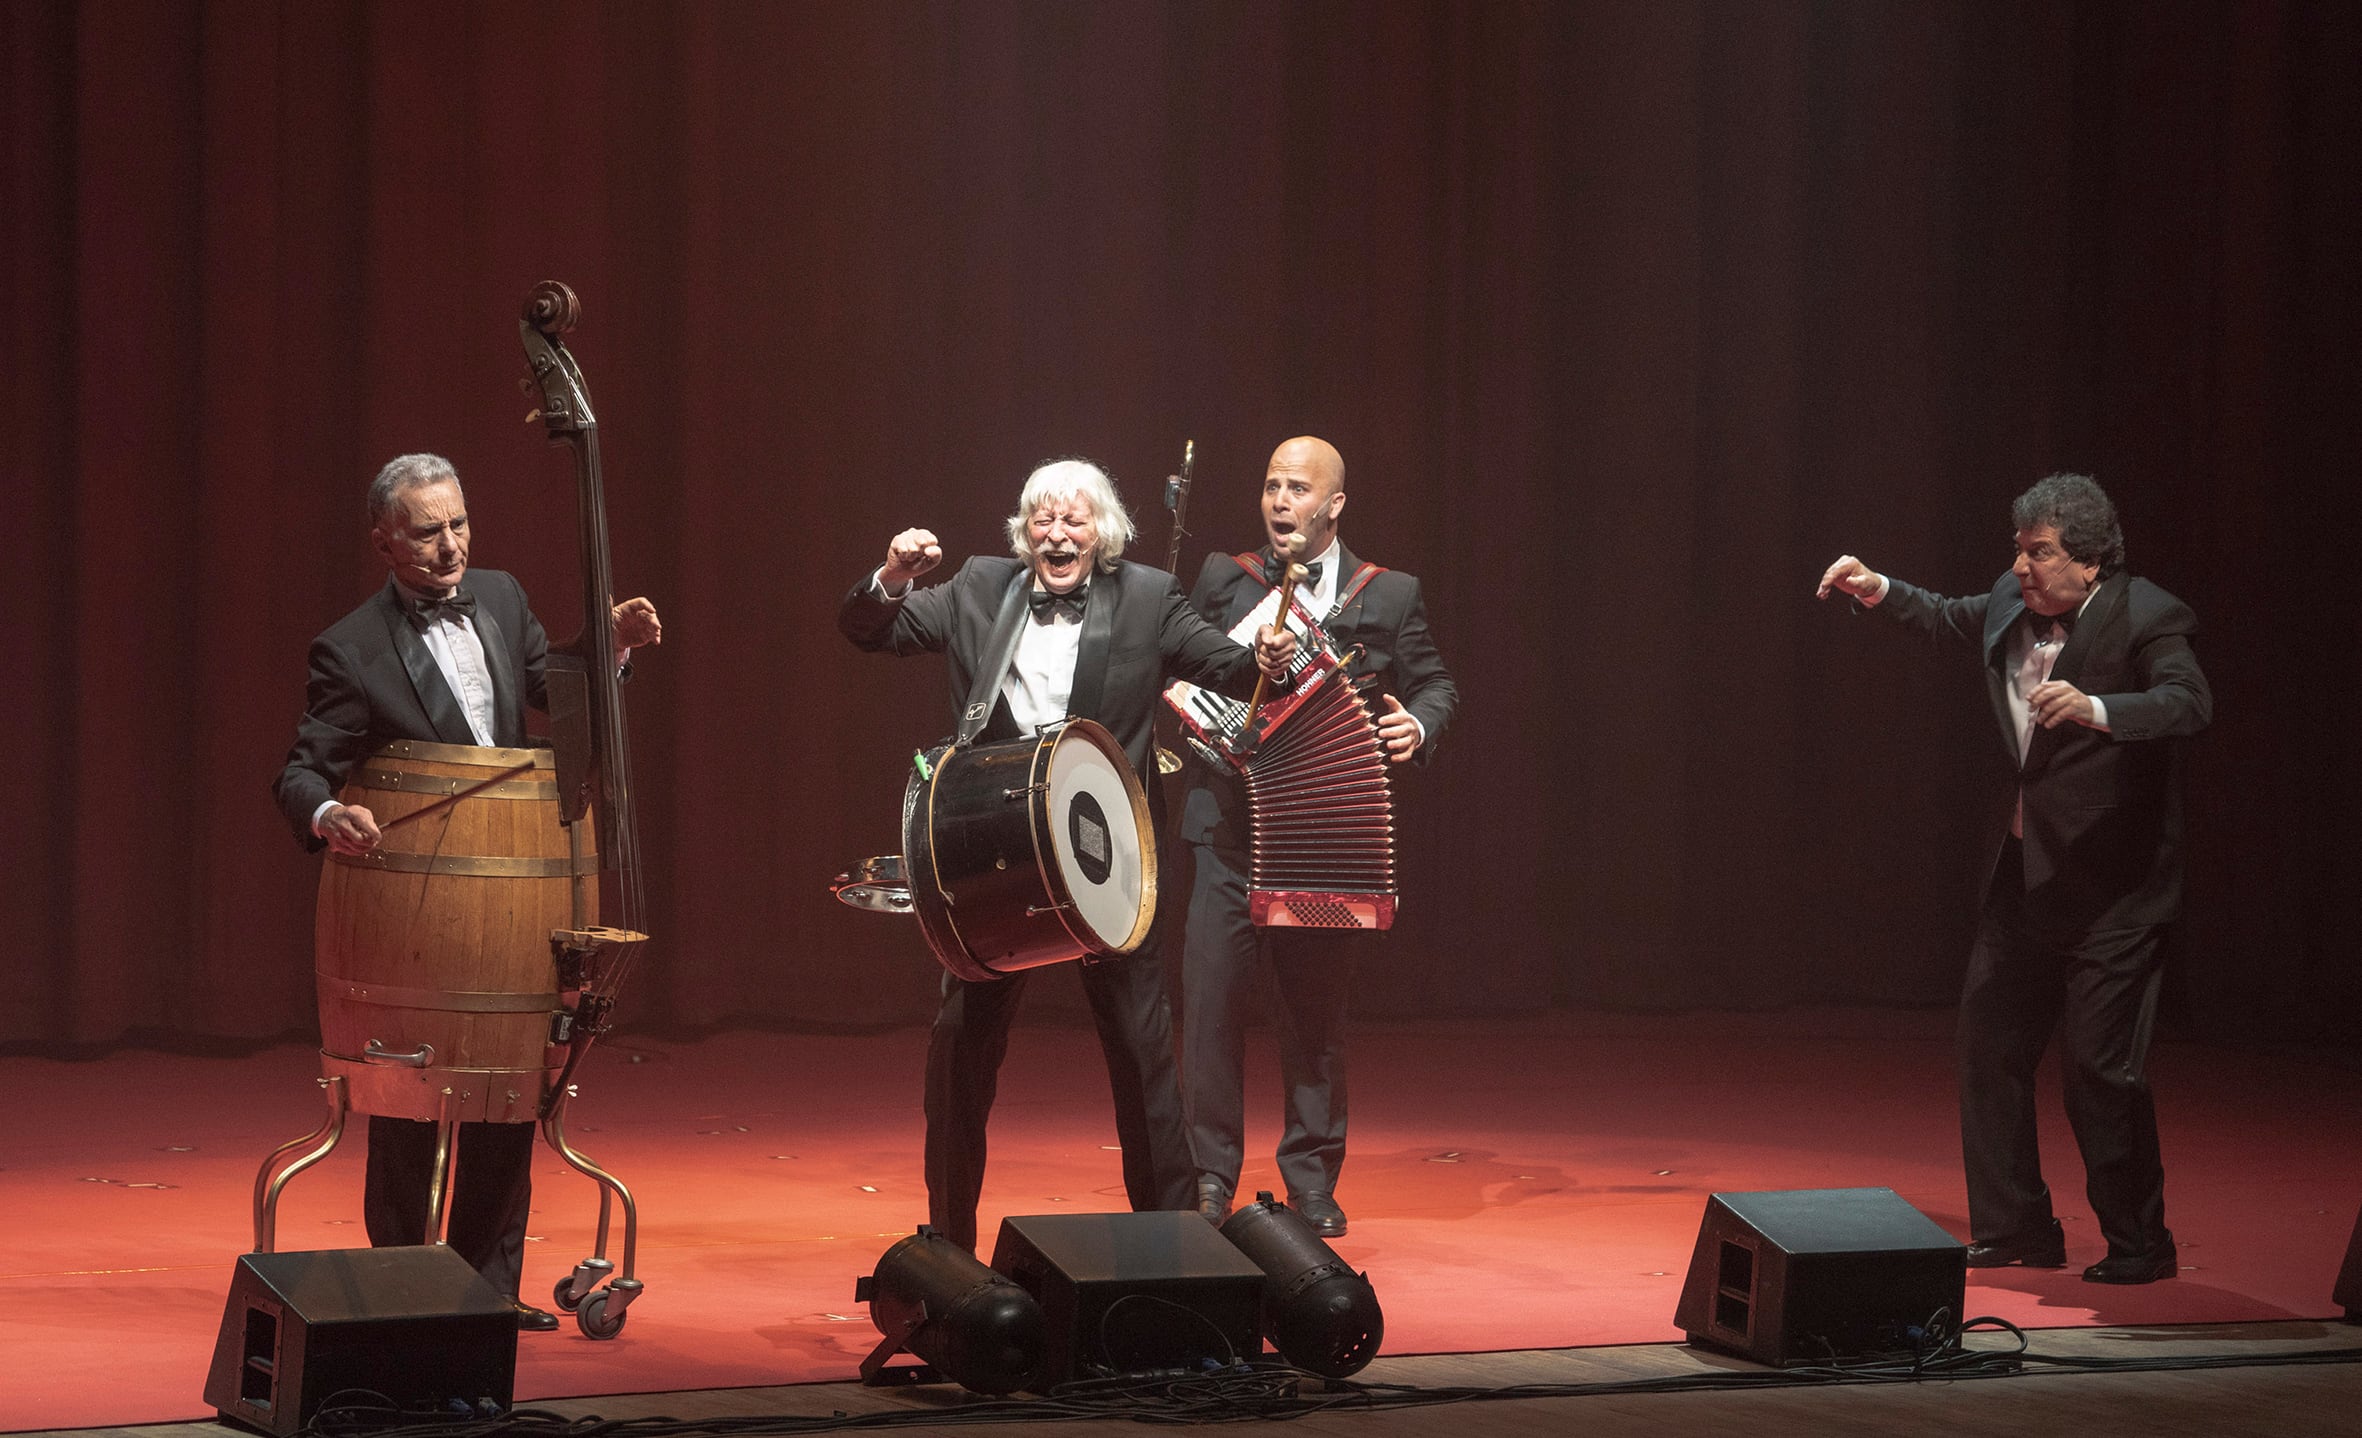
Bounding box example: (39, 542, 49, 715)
(1818, 472, 2210, 1284)
(840, 458, 1294, 1252)
(1177, 436, 1460, 1238)
(273, 453, 660, 1329)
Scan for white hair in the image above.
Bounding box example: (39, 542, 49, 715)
(1003, 457, 1134, 572)
(368, 453, 462, 526)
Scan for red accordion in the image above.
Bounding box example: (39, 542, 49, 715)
(1167, 630, 1397, 930)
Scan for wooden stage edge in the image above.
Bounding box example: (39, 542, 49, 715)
(23, 1320, 2362, 1438)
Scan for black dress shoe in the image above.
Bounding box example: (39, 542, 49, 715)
(1964, 1218, 2067, 1268)
(1196, 1182, 1233, 1225)
(1291, 1191, 1347, 1238)
(2084, 1236, 2177, 1285)
(514, 1301, 560, 1332)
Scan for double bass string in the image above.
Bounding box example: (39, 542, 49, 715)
(520, 282, 650, 1024)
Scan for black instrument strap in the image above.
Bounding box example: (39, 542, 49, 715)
(1064, 567, 1114, 724)
(957, 568, 1033, 749)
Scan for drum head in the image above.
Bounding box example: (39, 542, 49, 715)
(1042, 723, 1154, 952)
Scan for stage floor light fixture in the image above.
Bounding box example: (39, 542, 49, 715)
(1220, 1192, 1383, 1377)
(856, 1226, 1044, 1394)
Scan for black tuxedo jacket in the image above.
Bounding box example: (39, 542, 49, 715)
(1881, 569, 2211, 934)
(272, 570, 550, 849)
(1180, 542, 1460, 845)
(838, 555, 1263, 780)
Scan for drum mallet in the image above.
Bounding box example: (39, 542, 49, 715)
(1233, 532, 1309, 755)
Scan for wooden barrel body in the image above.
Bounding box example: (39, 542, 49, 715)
(314, 740, 596, 1122)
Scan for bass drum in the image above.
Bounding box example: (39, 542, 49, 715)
(902, 719, 1156, 982)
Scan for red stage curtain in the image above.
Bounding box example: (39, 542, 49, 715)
(4, 1, 2355, 1048)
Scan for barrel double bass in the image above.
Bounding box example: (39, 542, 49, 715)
(249, 283, 651, 1342)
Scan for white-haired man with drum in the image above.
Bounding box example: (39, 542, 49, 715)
(840, 456, 1294, 1251)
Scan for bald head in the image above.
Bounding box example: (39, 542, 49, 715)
(1272, 436, 1344, 491)
(1262, 435, 1348, 560)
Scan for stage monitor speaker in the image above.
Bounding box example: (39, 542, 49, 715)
(989, 1211, 1265, 1384)
(204, 1245, 516, 1435)
(2334, 1203, 2362, 1318)
(1674, 1187, 1965, 1367)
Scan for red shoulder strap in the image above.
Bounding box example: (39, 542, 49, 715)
(1334, 561, 1386, 612)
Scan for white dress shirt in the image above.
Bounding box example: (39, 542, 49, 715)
(1003, 590, 1084, 733)
(871, 566, 1086, 736)
(311, 584, 495, 835)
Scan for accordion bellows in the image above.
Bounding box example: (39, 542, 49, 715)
(1169, 640, 1397, 930)
(1240, 660, 1396, 928)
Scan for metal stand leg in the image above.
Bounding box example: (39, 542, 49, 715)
(252, 1074, 351, 1253)
(542, 1083, 641, 1339)
(424, 1087, 461, 1247)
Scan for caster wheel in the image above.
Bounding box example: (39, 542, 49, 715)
(577, 1289, 627, 1340)
(552, 1277, 584, 1314)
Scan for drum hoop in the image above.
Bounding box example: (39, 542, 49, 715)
(1031, 719, 1157, 956)
(904, 741, 1002, 984)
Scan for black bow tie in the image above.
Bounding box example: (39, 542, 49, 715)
(1029, 584, 1087, 621)
(408, 591, 476, 626)
(1265, 555, 1323, 590)
(2026, 607, 2073, 641)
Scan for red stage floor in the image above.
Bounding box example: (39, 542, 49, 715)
(3, 1010, 2357, 1431)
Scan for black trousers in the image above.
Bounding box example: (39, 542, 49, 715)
(1958, 841, 2170, 1258)
(1179, 809, 1359, 1204)
(922, 949, 1194, 1252)
(363, 1116, 534, 1299)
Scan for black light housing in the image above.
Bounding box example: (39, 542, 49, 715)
(1219, 1192, 1383, 1377)
(855, 1226, 1044, 1394)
